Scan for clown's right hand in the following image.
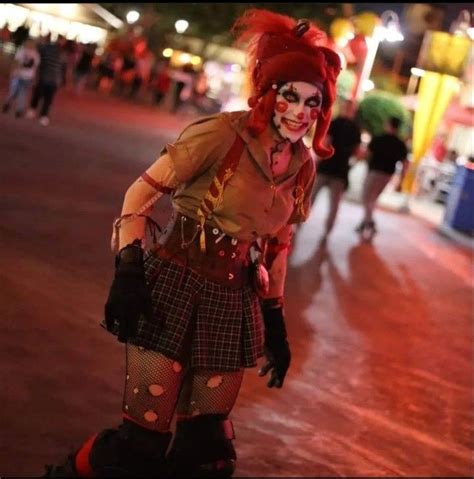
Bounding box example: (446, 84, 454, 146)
(104, 239, 152, 343)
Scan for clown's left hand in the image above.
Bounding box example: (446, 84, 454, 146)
(259, 300, 291, 388)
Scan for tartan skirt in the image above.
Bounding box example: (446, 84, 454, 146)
(104, 251, 264, 371)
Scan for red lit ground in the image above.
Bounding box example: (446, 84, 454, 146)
(0, 90, 472, 477)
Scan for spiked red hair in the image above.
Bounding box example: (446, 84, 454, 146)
(233, 9, 341, 158)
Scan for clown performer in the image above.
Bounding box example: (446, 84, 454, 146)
(45, 8, 341, 478)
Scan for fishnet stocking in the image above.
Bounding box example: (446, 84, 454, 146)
(123, 344, 185, 432)
(176, 369, 244, 418)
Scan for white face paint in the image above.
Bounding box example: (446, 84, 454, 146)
(272, 81, 323, 143)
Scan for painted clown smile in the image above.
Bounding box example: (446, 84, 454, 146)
(281, 117, 308, 132)
(272, 81, 323, 143)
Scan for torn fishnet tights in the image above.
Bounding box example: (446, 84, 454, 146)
(123, 344, 243, 432)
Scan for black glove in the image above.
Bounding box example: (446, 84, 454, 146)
(104, 239, 152, 343)
(259, 301, 291, 388)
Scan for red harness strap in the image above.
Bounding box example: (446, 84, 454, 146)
(196, 134, 245, 252)
(141, 171, 176, 195)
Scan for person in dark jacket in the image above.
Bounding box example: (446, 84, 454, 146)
(356, 116, 408, 239)
(26, 33, 62, 126)
(311, 99, 361, 244)
(73, 43, 96, 95)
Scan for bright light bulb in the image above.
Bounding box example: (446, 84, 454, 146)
(175, 19, 189, 34)
(126, 10, 140, 24)
(384, 24, 404, 42)
(410, 67, 425, 77)
(179, 53, 191, 64)
(362, 79, 375, 92)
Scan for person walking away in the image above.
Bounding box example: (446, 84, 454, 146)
(2, 38, 40, 118)
(116, 48, 136, 96)
(26, 33, 62, 126)
(95, 50, 119, 94)
(171, 64, 194, 113)
(356, 116, 408, 239)
(56, 35, 68, 87)
(64, 39, 79, 87)
(152, 62, 172, 107)
(73, 43, 96, 96)
(310, 99, 361, 244)
(130, 50, 152, 100)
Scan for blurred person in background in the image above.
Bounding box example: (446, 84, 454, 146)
(26, 33, 62, 126)
(130, 48, 153, 100)
(64, 38, 79, 86)
(116, 46, 136, 96)
(11, 20, 29, 49)
(44, 8, 340, 478)
(191, 69, 211, 113)
(356, 116, 408, 239)
(152, 61, 172, 107)
(310, 98, 361, 245)
(0, 22, 11, 46)
(57, 35, 68, 87)
(431, 132, 448, 163)
(95, 50, 120, 94)
(2, 37, 40, 118)
(73, 43, 96, 96)
(171, 63, 194, 113)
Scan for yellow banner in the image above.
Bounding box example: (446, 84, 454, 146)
(418, 31, 472, 78)
(403, 72, 459, 192)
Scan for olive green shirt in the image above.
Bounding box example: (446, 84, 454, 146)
(164, 110, 316, 242)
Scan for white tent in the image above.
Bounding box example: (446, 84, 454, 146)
(0, 3, 123, 45)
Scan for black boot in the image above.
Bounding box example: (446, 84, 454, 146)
(168, 414, 236, 478)
(44, 419, 172, 478)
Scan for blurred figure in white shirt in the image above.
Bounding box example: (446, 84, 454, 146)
(2, 38, 40, 118)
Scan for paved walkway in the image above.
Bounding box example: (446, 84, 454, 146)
(0, 89, 472, 477)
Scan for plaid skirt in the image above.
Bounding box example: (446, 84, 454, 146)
(104, 251, 264, 371)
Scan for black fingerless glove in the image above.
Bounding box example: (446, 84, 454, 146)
(259, 299, 291, 388)
(104, 239, 152, 343)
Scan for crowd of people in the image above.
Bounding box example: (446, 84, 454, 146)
(1, 27, 216, 127)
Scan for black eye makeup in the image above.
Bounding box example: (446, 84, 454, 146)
(306, 95, 322, 108)
(281, 90, 299, 102)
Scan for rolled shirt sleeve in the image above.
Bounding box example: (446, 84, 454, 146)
(163, 115, 236, 184)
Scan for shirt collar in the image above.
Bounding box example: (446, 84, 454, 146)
(227, 111, 311, 183)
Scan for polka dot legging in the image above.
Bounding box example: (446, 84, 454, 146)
(123, 344, 244, 432)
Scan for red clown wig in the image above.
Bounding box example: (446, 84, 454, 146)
(232, 9, 342, 158)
